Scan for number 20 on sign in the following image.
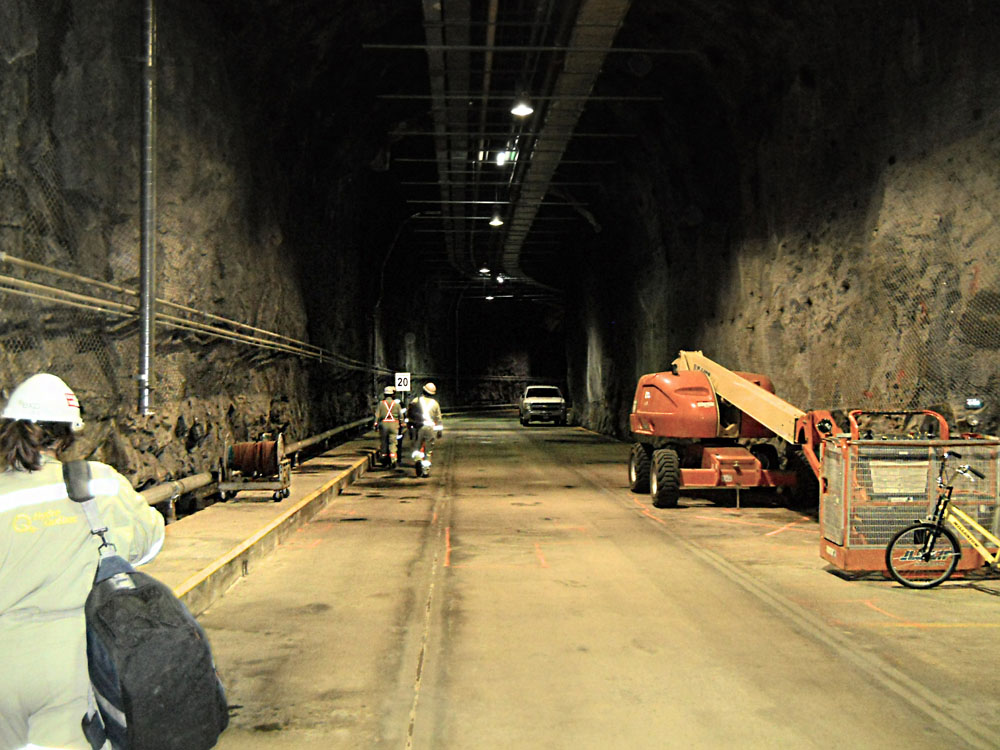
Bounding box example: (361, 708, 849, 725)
(395, 372, 411, 392)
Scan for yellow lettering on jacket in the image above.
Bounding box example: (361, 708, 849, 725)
(11, 509, 79, 533)
(12, 514, 36, 533)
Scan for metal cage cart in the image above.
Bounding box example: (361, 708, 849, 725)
(819, 412, 999, 573)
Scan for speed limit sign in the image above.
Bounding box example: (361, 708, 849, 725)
(395, 372, 411, 392)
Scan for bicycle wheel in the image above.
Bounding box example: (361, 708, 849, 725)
(885, 522, 962, 588)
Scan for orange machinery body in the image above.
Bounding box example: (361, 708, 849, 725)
(629, 370, 795, 490)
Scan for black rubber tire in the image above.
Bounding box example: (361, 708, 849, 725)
(786, 449, 819, 510)
(520, 416, 529, 426)
(628, 443, 652, 493)
(650, 448, 680, 508)
(750, 444, 780, 471)
(885, 522, 961, 588)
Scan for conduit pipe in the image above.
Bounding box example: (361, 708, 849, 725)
(2, 252, 324, 354)
(1, 253, 386, 373)
(138, 0, 157, 415)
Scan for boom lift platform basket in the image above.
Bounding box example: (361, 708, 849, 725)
(819, 412, 1000, 573)
(218, 433, 291, 502)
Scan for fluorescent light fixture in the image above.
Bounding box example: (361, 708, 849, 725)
(485, 295, 495, 301)
(511, 94, 534, 117)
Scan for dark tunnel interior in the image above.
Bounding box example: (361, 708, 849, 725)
(2, 0, 1000, 485)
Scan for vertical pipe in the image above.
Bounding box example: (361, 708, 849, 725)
(138, 0, 157, 414)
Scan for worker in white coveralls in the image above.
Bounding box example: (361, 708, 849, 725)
(408, 382, 444, 472)
(0, 373, 165, 750)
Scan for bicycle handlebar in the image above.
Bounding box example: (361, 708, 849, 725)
(962, 465, 986, 480)
(939, 451, 986, 482)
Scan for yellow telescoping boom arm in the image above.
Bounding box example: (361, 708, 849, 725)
(672, 350, 806, 443)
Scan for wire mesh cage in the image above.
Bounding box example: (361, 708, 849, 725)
(820, 439, 1000, 572)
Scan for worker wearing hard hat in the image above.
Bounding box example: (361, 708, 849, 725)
(374, 385, 403, 468)
(408, 382, 444, 473)
(0, 373, 165, 750)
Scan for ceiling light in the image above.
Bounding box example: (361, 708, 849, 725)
(489, 213, 504, 227)
(496, 150, 508, 166)
(479, 266, 491, 274)
(496, 274, 505, 284)
(485, 295, 495, 301)
(511, 94, 534, 117)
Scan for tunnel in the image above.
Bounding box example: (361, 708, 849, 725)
(3, 1, 1000, 483)
(4, 2, 1000, 747)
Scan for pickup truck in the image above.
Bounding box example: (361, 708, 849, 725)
(519, 385, 567, 426)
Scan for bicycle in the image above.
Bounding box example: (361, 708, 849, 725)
(884, 450, 996, 588)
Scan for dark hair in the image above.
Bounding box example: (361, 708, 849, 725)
(0, 419, 75, 472)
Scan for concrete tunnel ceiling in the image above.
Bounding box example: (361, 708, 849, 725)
(210, 0, 993, 297)
(203, 0, 1000, 435)
(210, 0, 715, 303)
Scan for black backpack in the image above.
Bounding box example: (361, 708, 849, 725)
(64, 461, 229, 750)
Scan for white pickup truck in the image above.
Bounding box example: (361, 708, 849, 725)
(518, 385, 567, 426)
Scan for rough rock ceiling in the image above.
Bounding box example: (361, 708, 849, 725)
(367, 0, 639, 303)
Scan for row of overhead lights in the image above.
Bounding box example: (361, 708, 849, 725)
(488, 93, 534, 227)
(479, 267, 507, 299)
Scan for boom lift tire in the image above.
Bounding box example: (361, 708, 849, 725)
(628, 443, 652, 493)
(750, 444, 780, 471)
(650, 448, 681, 508)
(786, 448, 818, 510)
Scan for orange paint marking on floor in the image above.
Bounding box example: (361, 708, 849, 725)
(861, 599, 905, 620)
(631, 497, 668, 525)
(534, 542, 549, 568)
(693, 514, 813, 534)
(444, 526, 452, 567)
(764, 519, 812, 537)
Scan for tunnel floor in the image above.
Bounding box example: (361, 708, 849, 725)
(196, 415, 1000, 749)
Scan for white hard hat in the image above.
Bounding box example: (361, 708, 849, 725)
(1, 373, 84, 431)
(423, 382, 436, 396)
(384, 386, 396, 396)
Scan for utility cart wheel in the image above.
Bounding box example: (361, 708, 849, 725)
(628, 443, 652, 493)
(650, 448, 680, 508)
(272, 491, 283, 502)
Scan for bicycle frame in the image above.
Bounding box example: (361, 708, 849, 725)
(928, 452, 998, 565)
(944, 504, 1000, 566)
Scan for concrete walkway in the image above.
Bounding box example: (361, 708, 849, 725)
(142, 438, 376, 616)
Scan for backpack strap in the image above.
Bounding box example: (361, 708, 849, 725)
(64, 461, 111, 750)
(81, 688, 107, 749)
(63, 461, 117, 558)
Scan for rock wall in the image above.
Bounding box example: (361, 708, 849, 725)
(0, 0, 368, 488)
(568, 0, 1000, 438)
